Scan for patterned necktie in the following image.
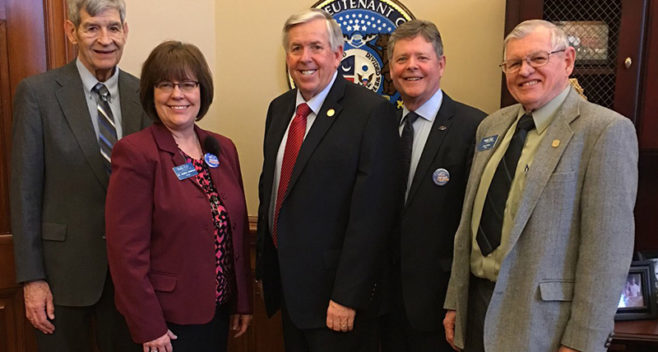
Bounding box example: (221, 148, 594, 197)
(477, 113, 535, 256)
(272, 103, 311, 247)
(400, 111, 420, 194)
(93, 83, 117, 174)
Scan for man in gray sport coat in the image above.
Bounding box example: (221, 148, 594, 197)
(10, 0, 148, 350)
(443, 20, 638, 352)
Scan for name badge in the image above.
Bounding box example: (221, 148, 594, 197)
(204, 153, 220, 168)
(477, 135, 498, 151)
(172, 163, 197, 180)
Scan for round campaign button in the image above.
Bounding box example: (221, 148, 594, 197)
(432, 168, 450, 186)
(204, 153, 220, 168)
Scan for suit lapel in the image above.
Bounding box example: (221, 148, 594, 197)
(405, 94, 456, 206)
(55, 61, 109, 188)
(469, 108, 518, 199)
(197, 127, 230, 201)
(506, 88, 580, 251)
(261, 92, 296, 219)
(284, 77, 345, 200)
(118, 70, 143, 135)
(151, 124, 204, 191)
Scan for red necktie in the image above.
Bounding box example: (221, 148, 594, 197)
(272, 103, 311, 247)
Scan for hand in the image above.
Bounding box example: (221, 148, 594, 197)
(443, 310, 460, 351)
(558, 346, 579, 352)
(230, 314, 253, 337)
(23, 280, 55, 334)
(142, 329, 177, 352)
(326, 300, 356, 332)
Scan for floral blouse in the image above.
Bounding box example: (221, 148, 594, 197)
(185, 154, 233, 304)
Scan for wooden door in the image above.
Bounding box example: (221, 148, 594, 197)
(1, 0, 71, 350)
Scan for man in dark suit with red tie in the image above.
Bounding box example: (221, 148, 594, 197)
(256, 8, 401, 352)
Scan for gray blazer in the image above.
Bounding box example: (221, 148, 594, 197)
(10, 61, 150, 306)
(444, 87, 638, 352)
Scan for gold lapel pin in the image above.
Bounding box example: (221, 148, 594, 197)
(326, 109, 335, 117)
(552, 139, 560, 148)
(438, 125, 447, 131)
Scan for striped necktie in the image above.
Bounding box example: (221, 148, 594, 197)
(93, 83, 117, 174)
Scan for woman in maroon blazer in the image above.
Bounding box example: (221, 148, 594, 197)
(106, 41, 252, 352)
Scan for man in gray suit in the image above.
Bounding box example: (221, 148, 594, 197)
(10, 0, 148, 350)
(443, 20, 637, 352)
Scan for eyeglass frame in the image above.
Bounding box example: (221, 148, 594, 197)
(499, 49, 567, 73)
(154, 80, 200, 93)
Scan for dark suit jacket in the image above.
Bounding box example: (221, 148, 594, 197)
(256, 76, 402, 329)
(10, 61, 149, 306)
(105, 124, 253, 343)
(395, 93, 485, 331)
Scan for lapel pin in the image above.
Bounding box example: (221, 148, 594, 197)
(326, 109, 335, 117)
(552, 139, 560, 148)
(438, 125, 447, 131)
(432, 168, 450, 186)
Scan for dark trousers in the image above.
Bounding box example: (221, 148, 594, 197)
(379, 266, 452, 352)
(464, 275, 495, 352)
(34, 274, 139, 352)
(167, 304, 230, 352)
(280, 296, 378, 352)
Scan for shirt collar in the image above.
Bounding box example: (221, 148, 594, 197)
(295, 71, 338, 114)
(517, 85, 570, 134)
(400, 88, 443, 126)
(76, 58, 120, 102)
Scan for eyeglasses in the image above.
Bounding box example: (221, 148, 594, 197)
(154, 80, 199, 93)
(499, 49, 566, 73)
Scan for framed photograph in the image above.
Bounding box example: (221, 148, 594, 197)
(555, 21, 609, 63)
(615, 261, 657, 320)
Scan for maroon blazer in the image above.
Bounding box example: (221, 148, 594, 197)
(106, 123, 252, 343)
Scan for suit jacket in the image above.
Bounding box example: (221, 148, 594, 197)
(10, 61, 149, 306)
(105, 124, 253, 343)
(396, 93, 485, 332)
(256, 76, 402, 329)
(444, 87, 638, 352)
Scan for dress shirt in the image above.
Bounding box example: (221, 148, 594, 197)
(399, 89, 443, 201)
(268, 72, 338, 232)
(470, 86, 570, 281)
(76, 58, 124, 140)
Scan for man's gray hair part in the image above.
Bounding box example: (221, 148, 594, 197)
(282, 8, 344, 52)
(503, 19, 569, 58)
(67, 0, 126, 27)
(387, 19, 444, 61)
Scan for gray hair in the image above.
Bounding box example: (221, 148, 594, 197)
(503, 19, 568, 58)
(282, 8, 344, 52)
(67, 0, 126, 27)
(387, 20, 444, 60)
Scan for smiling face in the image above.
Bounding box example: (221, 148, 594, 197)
(390, 35, 445, 111)
(154, 77, 201, 133)
(66, 8, 128, 82)
(286, 18, 343, 101)
(504, 27, 575, 111)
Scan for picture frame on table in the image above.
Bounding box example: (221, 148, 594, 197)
(615, 260, 657, 320)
